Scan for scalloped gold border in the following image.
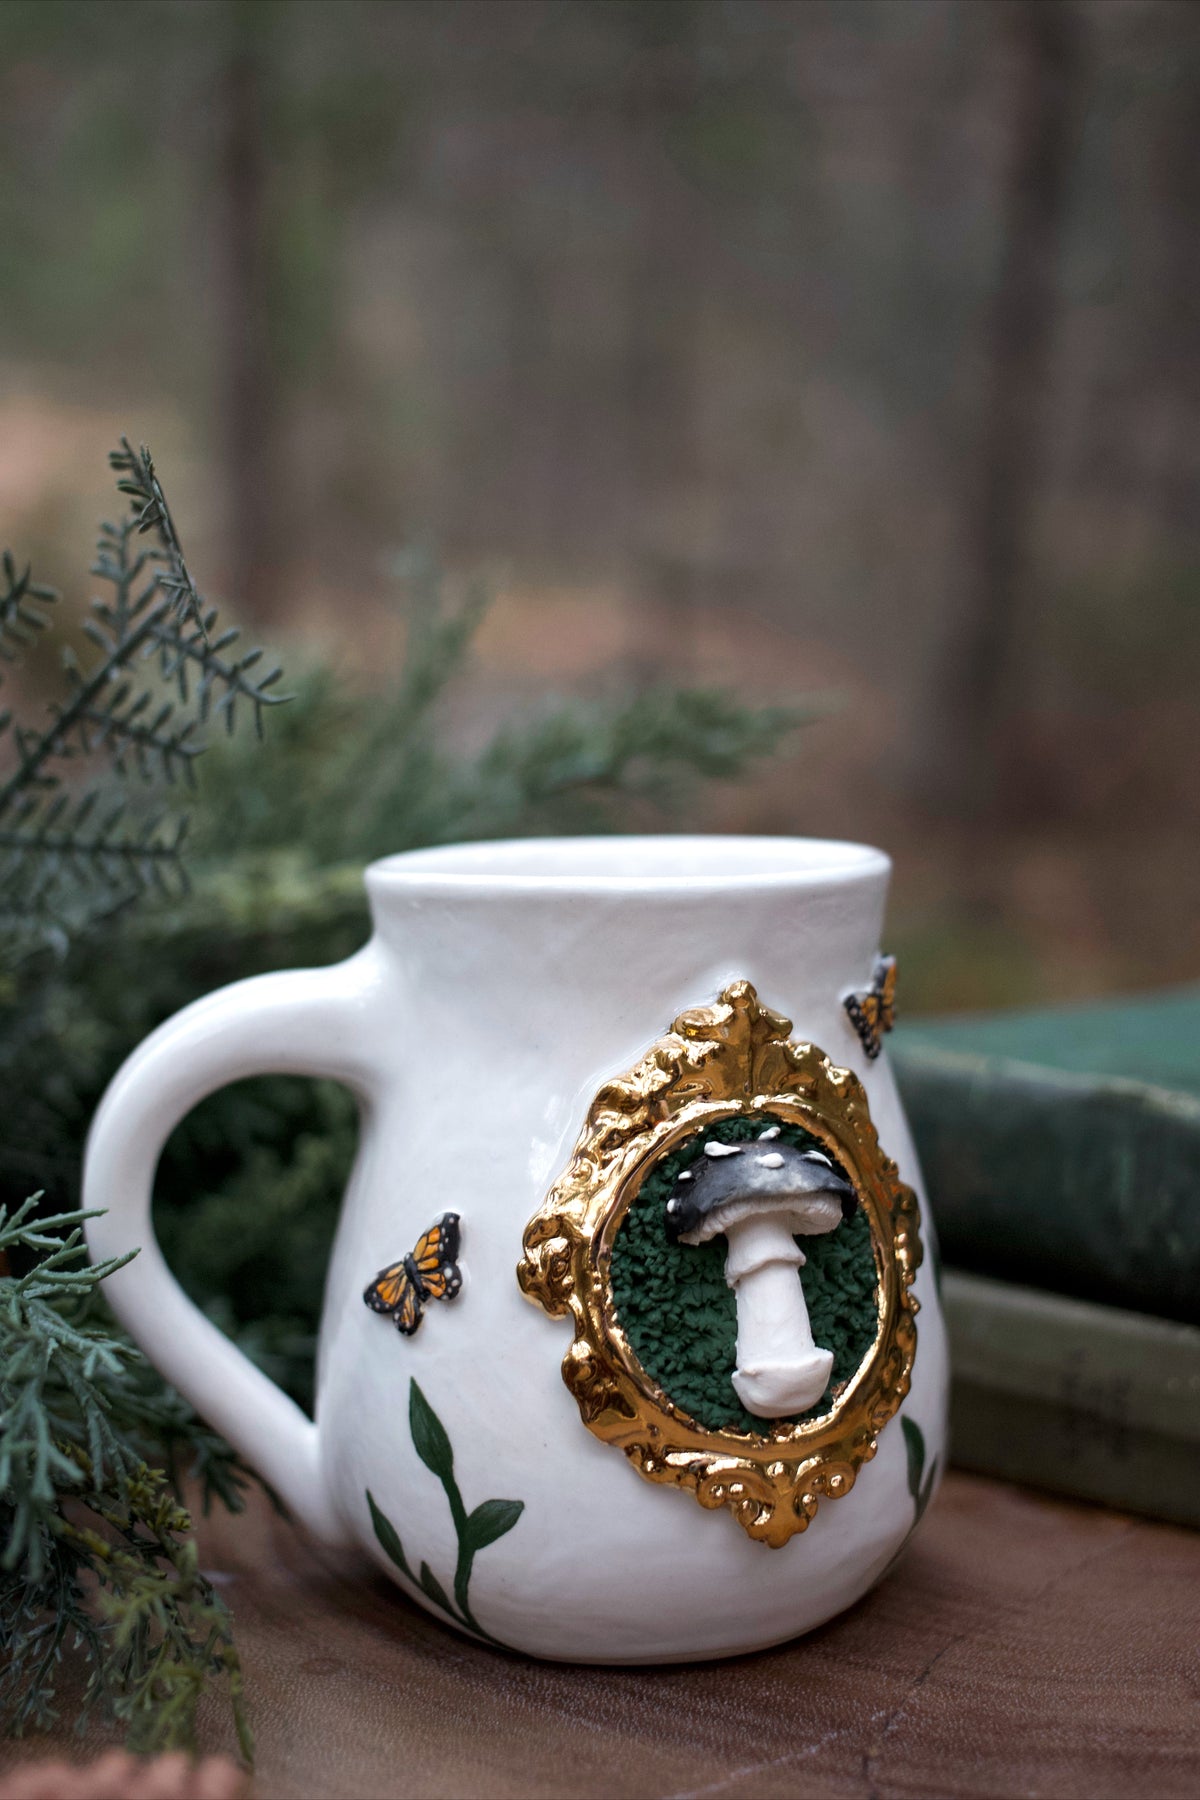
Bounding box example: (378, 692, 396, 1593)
(516, 981, 922, 1545)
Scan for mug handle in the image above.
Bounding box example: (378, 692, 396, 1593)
(82, 945, 386, 1546)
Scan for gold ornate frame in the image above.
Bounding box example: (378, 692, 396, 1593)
(517, 982, 923, 1545)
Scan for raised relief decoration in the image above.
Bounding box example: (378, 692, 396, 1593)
(843, 953, 897, 1060)
(666, 1129, 859, 1418)
(517, 982, 922, 1546)
(364, 1212, 462, 1336)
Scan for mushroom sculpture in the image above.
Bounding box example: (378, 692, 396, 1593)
(665, 1128, 857, 1418)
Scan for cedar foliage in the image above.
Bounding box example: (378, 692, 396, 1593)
(1, 444, 279, 1754)
(0, 1200, 252, 1755)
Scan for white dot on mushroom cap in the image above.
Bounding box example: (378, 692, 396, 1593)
(677, 1170, 692, 1181)
(704, 1142, 743, 1158)
(756, 1152, 785, 1168)
(757, 1125, 781, 1140)
(802, 1150, 833, 1167)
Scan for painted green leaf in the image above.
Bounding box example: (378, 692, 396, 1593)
(463, 1497, 525, 1553)
(901, 1414, 926, 1504)
(409, 1378, 454, 1485)
(418, 1560, 456, 1618)
(367, 1490, 413, 1580)
(916, 1458, 939, 1525)
(367, 1382, 525, 1649)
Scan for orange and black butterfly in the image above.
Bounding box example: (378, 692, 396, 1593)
(843, 954, 897, 1060)
(363, 1212, 462, 1336)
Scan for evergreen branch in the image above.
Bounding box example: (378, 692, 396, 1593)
(0, 589, 274, 812)
(0, 601, 168, 813)
(0, 798, 188, 903)
(0, 555, 57, 666)
(90, 518, 153, 650)
(49, 687, 202, 785)
(108, 439, 208, 639)
(0, 1205, 254, 1754)
(0, 1198, 107, 1252)
(388, 552, 491, 737)
(0, 798, 188, 968)
(0, 441, 286, 958)
(141, 608, 286, 737)
(183, 551, 819, 875)
(31, 651, 203, 786)
(440, 685, 816, 845)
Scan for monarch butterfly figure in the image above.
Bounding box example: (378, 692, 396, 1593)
(363, 1212, 462, 1336)
(843, 954, 897, 1060)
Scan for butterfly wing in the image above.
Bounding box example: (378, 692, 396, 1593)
(363, 1260, 409, 1313)
(410, 1211, 462, 1302)
(844, 990, 881, 1058)
(845, 953, 898, 1059)
(363, 1258, 424, 1334)
(392, 1272, 424, 1336)
(875, 955, 897, 1034)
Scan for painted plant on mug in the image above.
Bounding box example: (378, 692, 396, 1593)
(367, 1381, 524, 1647)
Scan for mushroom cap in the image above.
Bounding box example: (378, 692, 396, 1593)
(665, 1136, 856, 1244)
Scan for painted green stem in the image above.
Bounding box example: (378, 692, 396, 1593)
(367, 1379, 524, 1648)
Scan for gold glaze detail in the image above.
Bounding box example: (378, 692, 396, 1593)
(517, 981, 922, 1546)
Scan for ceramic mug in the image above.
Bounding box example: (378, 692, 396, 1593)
(83, 836, 947, 1663)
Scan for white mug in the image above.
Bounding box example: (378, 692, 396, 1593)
(84, 836, 947, 1663)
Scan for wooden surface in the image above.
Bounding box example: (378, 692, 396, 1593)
(7, 1471, 1199, 1799)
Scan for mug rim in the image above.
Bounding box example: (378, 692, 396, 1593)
(365, 834, 890, 894)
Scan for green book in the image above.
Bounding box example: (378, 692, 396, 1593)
(893, 989, 1200, 1327)
(942, 1270, 1200, 1528)
(898, 983, 1200, 1098)
(892, 987, 1200, 1522)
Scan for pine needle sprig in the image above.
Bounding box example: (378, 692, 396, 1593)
(0, 555, 57, 665)
(0, 795, 188, 883)
(107, 439, 207, 640)
(85, 511, 285, 745)
(0, 444, 287, 957)
(444, 683, 815, 842)
(191, 549, 818, 874)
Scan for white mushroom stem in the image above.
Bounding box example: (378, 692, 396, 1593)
(722, 1215, 834, 1416)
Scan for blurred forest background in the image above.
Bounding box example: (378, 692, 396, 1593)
(2, 0, 1197, 1013)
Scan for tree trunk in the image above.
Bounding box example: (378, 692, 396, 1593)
(219, 3, 286, 623)
(618, 15, 705, 680)
(921, 0, 1084, 820)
